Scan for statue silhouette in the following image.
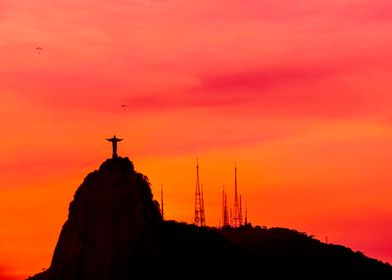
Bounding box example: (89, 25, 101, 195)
(106, 135, 123, 158)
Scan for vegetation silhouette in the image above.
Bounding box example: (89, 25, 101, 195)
(28, 157, 392, 280)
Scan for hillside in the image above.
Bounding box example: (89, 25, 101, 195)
(219, 225, 392, 278)
(28, 157, 392, 279)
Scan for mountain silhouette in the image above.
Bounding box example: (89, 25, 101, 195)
(28, 157, 392, 279)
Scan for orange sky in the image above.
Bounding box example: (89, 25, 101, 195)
(1, 0, 392, 278)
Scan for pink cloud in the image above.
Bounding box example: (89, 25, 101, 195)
(196, 64, 336, 92)
(3, 60, 389, 121)
(1, 0, 391, 119)
(115, 63, 368, 119)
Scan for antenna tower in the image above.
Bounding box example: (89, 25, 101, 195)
(222, 186, 229, 227)
(239, 194, 243, 226)
(244, 204, 248, 225)
(229, 203, 233, 226)
(194, 159, 205, 226)
(232, 163, 241, 227)
(201, 184, 206, 225)
(160, 185, 164, 220)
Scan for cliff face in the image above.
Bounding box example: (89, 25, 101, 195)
(44, 157, 161, 280)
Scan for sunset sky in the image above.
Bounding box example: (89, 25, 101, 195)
(1, 0, 392, 278)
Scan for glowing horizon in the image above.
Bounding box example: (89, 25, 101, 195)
(1, 0, 392, 278)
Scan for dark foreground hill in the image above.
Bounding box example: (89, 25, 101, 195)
(28, 157, 392, 280)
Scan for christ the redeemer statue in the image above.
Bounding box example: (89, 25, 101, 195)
(106, 135, 123, 159)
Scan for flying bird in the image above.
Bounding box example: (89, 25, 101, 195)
(36, 47, 43, 54)
(121, 104, 128, 111)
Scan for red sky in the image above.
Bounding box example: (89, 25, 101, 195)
(1, 0, 392, 278)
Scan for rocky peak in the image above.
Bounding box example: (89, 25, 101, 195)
(43, 157, 161, 280)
